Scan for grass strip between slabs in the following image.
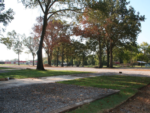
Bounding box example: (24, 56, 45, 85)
(58, 75, 150, 113)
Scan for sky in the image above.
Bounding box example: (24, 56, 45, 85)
(0, 0, 150, 61)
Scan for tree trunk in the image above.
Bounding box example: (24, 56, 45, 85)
(33, 54, 34, 66)
(107, 44, 110, 67)
(109, 41, 113, 68)
(72, 57, 73, 67)
(48, 51, 52, 66)
(49, 51, 52, 66)
(36, 8, 48, 70)
(57, 51, 58, 67)
(67, 57, 68, 66)
(98, 37, 102, 68)
(61, 50, 64, 67)
(18, 53, 20, 65)
(47, 50, 51, 66)
(82, 55, 84, 67)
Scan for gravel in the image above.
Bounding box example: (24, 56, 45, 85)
(0, 83, 118, 113)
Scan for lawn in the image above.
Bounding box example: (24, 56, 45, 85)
(58, 75, 150, 113)
(0, 67, 15, 69)
(0, 69, 90, 79)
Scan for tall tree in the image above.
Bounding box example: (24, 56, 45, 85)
(33, 17, 70, 66)
(7, 31, 24, 65)
(73, 18, 105, 68)
(21, 0, 90, 70)
(23, 36, 39, 66)
(83, 0, 145, 68)
(140, 42, 149, 55)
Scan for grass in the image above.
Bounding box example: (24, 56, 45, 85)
(0, 67, 15, 69)
(0, 69, 90, 79)
(58, 75, 150, 113)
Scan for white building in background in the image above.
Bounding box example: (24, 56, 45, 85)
(4, 61, 37, 65)
(5, 61, 26, 64)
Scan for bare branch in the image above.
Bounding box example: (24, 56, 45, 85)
(48, 8, 82, 14)
(47, 8, 85, 20)
(37, 0, 45, 14)
(48, 0, 56, 10)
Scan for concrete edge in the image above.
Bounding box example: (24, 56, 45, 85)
(49, 90, 120, 113)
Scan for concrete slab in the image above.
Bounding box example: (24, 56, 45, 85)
(0, 75, 94, 89)
(1, 71, 150, 90)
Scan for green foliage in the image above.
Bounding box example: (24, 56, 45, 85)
(0, 37, 14, 49)
(140, 42, 149, 54)
(23, 36, 39, 64)
(87, 55, 95, 65)
(0, 3, 14, 47)
(0, 3, 14, 27)
(136, 53, 148, 62)
(74, 0, 145, 68)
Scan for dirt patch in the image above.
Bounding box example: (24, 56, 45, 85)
(105, 84, 150, 113)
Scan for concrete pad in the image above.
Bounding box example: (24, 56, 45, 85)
(1, 71, 150, 89)
(0, 75, 91, 89)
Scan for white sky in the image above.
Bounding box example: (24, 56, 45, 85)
(0, 0, 150, 61)
(0, 0, 41, 61)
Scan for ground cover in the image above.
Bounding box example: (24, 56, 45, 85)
(0, 69, 90, 79)
(0, 67, 15, 69)
(58, 75, 150, 113)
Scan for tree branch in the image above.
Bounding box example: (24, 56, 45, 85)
(47, 8, 83, 20)
(48, 8, 82, 14)
(37, 0, 45, 14)
(48, 0, 56, 10)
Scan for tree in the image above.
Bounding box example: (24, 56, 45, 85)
(140, 42, 149, 55)
(57, 30, 70, 67)
(7, 30, 24, 65)
(81, 0, 145, 68)
(13, 41, 23, 65)
(23, 36, 39, 66)
(33, 17, 71, 66)
(0, 1, 14, 48)
(136, 53, 148, 67)
(20, 0, 90, 70)
(0, 1, 14, 33)
(87, 55, 95, 65)
(33, 18, 62, 66)
(147, 45, 150, 62)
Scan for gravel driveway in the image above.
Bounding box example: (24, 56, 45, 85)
(0, 83, 119, 113)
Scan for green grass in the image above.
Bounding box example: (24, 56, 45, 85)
(0, 69, 90, 79)
(0, 67, 15, 69)
(58, 75, 150, 113)
(0, 64, 17, 66)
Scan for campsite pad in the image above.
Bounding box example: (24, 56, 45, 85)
(0, 83, 119, 113)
